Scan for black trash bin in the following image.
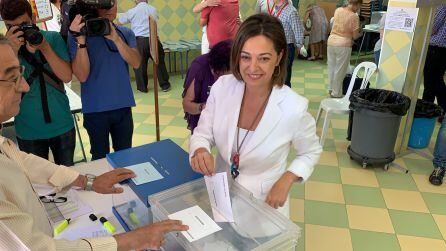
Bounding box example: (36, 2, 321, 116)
(347, 89, 411, 169)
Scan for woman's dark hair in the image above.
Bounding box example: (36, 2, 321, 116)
(0, 0, 33, 21)
(230, 13, 288, 87)
(209, 40, 233, 73)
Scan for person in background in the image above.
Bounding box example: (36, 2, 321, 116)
(193, 0, 221, 54)
(255, 0, 293, 13)
(0, 34, 188, 250)
(257, 0, 304, 88)
(69, 3, 140, 160)
(429, 117, 446, 186)
(189, 14, 321, 217)
(46, 0, 62, 32)
(1, 0, 76, 166)
(373, 13, 386, 65)
(327, 0, 362, 98)
(200, 0, 240, 49)
(304, 3, 329, 61)
(118, 0, 171, 93)
(182, 40, 232, 133)
(422, 4, 446, 120)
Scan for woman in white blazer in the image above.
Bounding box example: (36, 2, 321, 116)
(189, 13, 322, 217)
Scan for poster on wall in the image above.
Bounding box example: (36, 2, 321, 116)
(30, 0, 53, 23)
(385, 7, 419, 33)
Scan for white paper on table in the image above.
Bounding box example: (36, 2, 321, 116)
(125, 162, 164, 185)
(168, 206, 222, 242)
(56, 190, 93, 221)
(385, 7, 419, 33)
(204, 172, 234, 222)
(54, 223, 110, 241)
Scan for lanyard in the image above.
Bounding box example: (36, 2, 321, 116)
(267, 0, 289, 17)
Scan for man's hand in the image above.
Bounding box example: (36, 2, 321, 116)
(115, 220, 188, 251)
(265, 172, 299, 209)
(190, 148, 215, 176)
(92, 168, 136, 194)
(69, 14, 86, 43)
(25, 36, 49, 54)
(5, 26, 25, 55)
(105, 22, 121, 44)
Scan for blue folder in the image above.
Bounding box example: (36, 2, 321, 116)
(106, 139, 202, 208)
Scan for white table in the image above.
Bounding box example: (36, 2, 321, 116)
(2, 85, 87, 163)
(62, 159, 139, 237)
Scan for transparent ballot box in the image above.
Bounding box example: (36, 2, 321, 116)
(148, 179, 301, 251)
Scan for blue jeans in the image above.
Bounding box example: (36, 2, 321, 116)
(374, 50, 380, 65)
(433, 118, 446, 169)
(17, 127, 76, 166)
(285, 44, 296, 87)
(83, 107, 133, 160)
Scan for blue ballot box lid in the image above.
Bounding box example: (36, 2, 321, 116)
(107, 139, 202, 208)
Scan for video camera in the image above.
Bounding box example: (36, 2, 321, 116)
(65, 0, 115, 37)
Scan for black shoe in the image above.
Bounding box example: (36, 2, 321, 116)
(429, 167, 445, 186)
(137, 88, 148, 93)
(162, 86, 171, 92)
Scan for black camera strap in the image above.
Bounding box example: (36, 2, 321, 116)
(19, 47, 65, 124)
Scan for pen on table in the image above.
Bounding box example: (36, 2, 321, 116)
(53, 218, 70, 236)
(100, 217, 116, 234)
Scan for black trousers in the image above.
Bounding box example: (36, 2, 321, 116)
(134, 37, 170, 92)
(422, 45, 446, 112)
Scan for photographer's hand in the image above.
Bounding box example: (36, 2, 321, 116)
(5, 26, 24, 55)
(105, 22, 141, 69)
(104, 23, 121, 44)
(69, 14, 86, 43)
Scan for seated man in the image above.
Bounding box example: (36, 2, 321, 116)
(1, 0, 76, 166)
(0, 34, 187, 250)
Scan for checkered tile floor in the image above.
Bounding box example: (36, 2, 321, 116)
(71, 58, 446, 251)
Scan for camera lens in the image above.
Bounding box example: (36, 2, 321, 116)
(89, 20, 106, 35)
(23, 29, 43, 46)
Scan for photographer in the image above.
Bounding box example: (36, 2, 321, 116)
(0, 0, 76, 166)
(68, 2, 141, 160)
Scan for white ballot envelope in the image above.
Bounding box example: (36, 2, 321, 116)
(204, 172, 234, 222)
(168, 206, 222, 242)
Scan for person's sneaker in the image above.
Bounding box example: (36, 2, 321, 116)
(162, 86, 171, 92)
(429, 167, 445, 186)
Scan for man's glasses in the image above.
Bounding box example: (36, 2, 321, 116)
(39, 193, 68, 203)
(0, 66, 25, 88)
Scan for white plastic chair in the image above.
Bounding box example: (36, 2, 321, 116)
(316, 62, 377, 147)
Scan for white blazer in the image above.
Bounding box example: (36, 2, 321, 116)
(190, 75, 322, 215)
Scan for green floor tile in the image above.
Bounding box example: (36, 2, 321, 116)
(305, 200, 349, 228)
(332, 128, 349, 140)
(337, 152, 362, 169)
(296, 224, 305, 251)
(343, 184, 387, 208)
(134, 123, 165, 135)
(350, 229, 401, 251)
(375, 172, 418, 191)
(402, 159, 435, 175)
(132, 113, 149, 123)
(305, 89, 327, 96)
(290, 183, 305, 199)
(170, 116, 188, 126)
(159, 106, 182, 116)
(309, 165, 341, 183)
(422, 192, 446, 215)
(389, 210, 443, 239)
